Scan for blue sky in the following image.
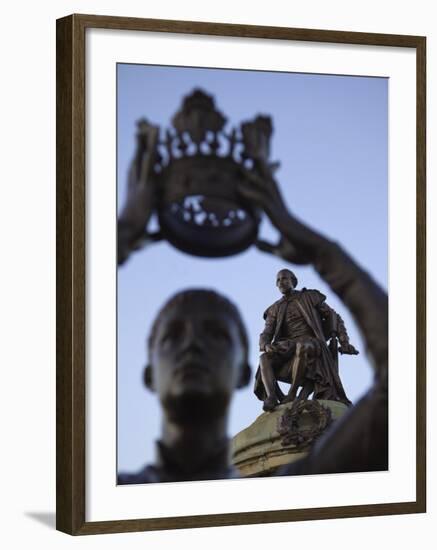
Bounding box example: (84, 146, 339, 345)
(117, 63, 388, 473)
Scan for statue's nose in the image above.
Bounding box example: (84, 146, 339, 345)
(180, 321, 199, 346)
(178, 322, 206, 356)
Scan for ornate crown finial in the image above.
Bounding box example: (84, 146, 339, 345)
(133, 89, 279, 257)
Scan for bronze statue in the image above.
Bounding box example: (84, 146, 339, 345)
(254, 268, 358, 411)
(118, 289, 251, 483)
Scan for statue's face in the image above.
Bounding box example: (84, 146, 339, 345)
(276, 270, 294, 294)
(149, 299, 246, 415)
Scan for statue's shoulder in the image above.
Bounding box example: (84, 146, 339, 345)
(300, 287, 327, 304)
(263, 297, 283, 319)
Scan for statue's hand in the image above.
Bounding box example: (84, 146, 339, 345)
(339, 343, 359, 355)
(238, 159, 327, 265)
(264, 344, 275, 353)
(118, 123, 162, 264)
(238, 158, 288, 224)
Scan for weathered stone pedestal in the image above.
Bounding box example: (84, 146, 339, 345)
(231, 400, 348, 477)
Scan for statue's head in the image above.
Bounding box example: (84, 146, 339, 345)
(145, 289, 251, 421)
(276, 269, 298, 294)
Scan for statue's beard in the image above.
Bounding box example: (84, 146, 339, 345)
(162, 390, 230, 425)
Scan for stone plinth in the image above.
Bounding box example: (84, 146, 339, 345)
(231, 400, 348, 477)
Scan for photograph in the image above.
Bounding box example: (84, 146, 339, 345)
(116, 63, 388, 484)
(55, 14, 425, 534)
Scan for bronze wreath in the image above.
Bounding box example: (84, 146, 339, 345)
(277, 400, 333, 449)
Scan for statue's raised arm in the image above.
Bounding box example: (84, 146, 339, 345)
(118, 120, 162, 265)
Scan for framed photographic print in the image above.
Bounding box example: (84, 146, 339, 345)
(56, 13, 426, 535)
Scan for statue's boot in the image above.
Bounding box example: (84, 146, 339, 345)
(263, 395, 279, 412)
(297, 381, 314, 401)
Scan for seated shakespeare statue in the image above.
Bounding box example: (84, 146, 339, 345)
(118, 289, 251, 484)
(255, 268, 358, 412)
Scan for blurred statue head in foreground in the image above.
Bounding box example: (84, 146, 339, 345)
(146, 289, 251, 421)
(118, 289, 251, 484)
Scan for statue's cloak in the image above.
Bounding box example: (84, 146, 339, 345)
(254, 289, 351, 406)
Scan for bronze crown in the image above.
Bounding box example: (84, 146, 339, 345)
(134, 88, 278, 257)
